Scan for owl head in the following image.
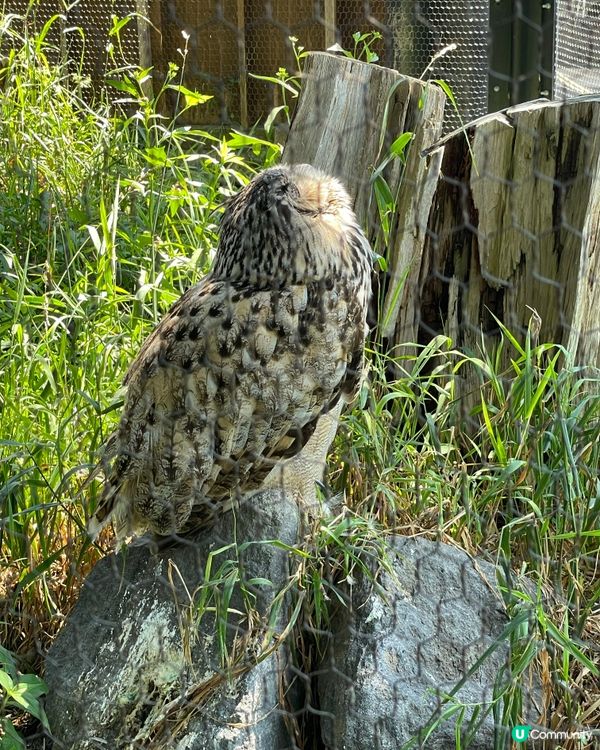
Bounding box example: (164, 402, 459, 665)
(231, 163, 352, 214)
(214, 164, 371, 287)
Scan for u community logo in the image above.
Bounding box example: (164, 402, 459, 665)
(512, 725, 594, 744)
(512, 726, 531, 742)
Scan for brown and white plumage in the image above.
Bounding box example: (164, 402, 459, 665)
(89, 164, 372, 541)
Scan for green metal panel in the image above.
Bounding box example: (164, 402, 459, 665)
(489, 0, 554, 112)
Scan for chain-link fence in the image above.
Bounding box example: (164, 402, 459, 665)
(0, 0, 552, 127)
(1, 2, 600, 749)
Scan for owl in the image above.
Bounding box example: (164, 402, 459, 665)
(88, 164, 372, 542)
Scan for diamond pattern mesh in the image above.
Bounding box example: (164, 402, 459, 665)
(2, 3, 600, 750)
(554, 0, 600, 98)
(1, 0, 489, 129)
(385, 0, 489, 130)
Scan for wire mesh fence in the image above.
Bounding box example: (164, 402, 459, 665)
(554, 0, 600, 99)
(1, 1, 600, 749)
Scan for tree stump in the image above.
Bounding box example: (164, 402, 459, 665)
(417, 96, 600, 374)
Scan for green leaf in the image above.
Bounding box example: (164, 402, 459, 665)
(545, 619, 599, 676)
(106, 77, 138, 97)
(525, 351, 561, 420)
(373, 174, 394, 209)
(86, 225, 103, 254)
(144, 146, 170, 167)
(16, 674, 48, 699)
(226, 131, 282, 154)
(9, 688, 48, 728)
(0, 718, 26, 750)
(248, 73, 299, 96)
(264, 105, 288, 133)
(36, 14, 62, 47)
(0, 669, 15, 693)
(109, 15, 131, 36)
(431, 78, 457, 107)
(480, 396, 507, 465)
(168, 84, 213, 108)
(390, 132, 414, 161)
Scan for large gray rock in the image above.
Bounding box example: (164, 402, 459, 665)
(318, 536, 519, 750)
(45, 489, 300, 750)
(45, 498, 529, 750)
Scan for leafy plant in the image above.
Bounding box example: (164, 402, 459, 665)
(0, 646, 48, 749)
(369, 124, 414, 264)
(252, 29, 382, 138)
(249, 36, 308, 137)
(184, 502, 395, 668)
(339, 30, 383, 63)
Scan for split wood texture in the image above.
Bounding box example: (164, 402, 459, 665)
(420, 96, 600, 374)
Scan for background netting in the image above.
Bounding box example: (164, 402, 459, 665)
(7, 0, 594, 129)
(554, 0, 600, 99)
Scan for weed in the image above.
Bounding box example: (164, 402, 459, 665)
(249, 36, 308, 138)
(0, 645, 48, 749)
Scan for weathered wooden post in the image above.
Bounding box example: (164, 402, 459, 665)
(417, 97, 600, 378)
(283, 52, 446, 350)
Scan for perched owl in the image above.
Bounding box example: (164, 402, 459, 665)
(88, 164, 372, 542)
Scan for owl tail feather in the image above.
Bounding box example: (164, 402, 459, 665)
(85, 432, 120, 540)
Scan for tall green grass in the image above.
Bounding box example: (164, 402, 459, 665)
(0, 12, 279, 660)
(332, 331, 600, 743)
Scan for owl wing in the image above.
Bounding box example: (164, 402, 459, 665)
(89, 276, 364, 539)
